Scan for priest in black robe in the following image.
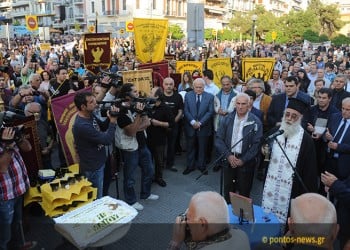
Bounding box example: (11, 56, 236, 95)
(261, 98, 318, 225)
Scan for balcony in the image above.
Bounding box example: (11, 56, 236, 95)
(74, 13, 85, 19)
(103, 10, 119, 16)
(205, 4, 226, 15)
(11, 0, 29, 7)
(0, 1, 11, 9)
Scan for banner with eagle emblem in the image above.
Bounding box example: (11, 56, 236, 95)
(83, 33, 111, 75)
(206, 58, 232, 87)
(241, 58, 275, 82)
(134, 18, 168, 63)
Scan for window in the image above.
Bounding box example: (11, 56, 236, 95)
(91, 1, 95, 13)
(178, 1, 182, 16)
(102, 0, 105, 13)
(136, 0, 140, 9)
(153, 0, 156, 9)
(123, 0, 126, 10)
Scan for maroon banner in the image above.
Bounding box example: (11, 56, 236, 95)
(12, 116, 42, 180)
(83, 33, 111, 75)
(51, 88, 91, 166)
(138, 61, 169, 88)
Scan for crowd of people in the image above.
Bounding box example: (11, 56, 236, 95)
(0, 34, 349, 249)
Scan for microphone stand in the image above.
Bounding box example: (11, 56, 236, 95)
(272, 137, 309, 193)
(196, 126, 257, 196)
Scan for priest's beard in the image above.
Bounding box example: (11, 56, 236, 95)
(280, 116, 301, 138)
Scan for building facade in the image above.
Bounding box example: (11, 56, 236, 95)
(0, 0, 348, 38)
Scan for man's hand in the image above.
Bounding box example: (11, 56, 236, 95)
(327, 141, 338, 150)
(232, 156, 243, 167)
(325, 128, 333, 141)
(321, 171, 338, 187)
(307, 123, 314, 133)
(171, 216, 187, 244)
(192, 121, 201, 130)
(1, 127, 15, 142)
(107, 106, 119, 124)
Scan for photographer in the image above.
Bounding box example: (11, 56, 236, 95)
(10, 74, 49, 120)
(115, 83, 159, 211)
(0, 76, 12, 111)
(147, 87, 175, 187)
(21, 49, 39, 85)
(0, 126, 36, 250)
(168, 191, 249, 250)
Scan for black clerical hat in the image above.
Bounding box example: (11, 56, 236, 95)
(287, 98, 308, 114)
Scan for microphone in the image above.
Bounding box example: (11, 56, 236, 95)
(265, 130, 284, 141)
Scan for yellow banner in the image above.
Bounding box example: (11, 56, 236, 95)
(242, 58, 275, 82)
(134, 18, 168, 63)
(25, 15, 38, 31)
(40, 43, 51, 51)
(207, 58, 232, 86)
(176, 61, 203, 75)
(122, 69, 153, 96)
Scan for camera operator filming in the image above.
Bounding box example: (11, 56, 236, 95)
(114, 83, 159, 211)
(0, 121, 36, 249)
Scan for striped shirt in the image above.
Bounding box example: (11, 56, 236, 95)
(0, 145, 29, 201)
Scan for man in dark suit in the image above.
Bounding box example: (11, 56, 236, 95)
(330, 74, 350, 111)
(215, 93, 263, 200)
(183, 78, 214, 175)
(324, 97, 350, 180)
(303, 88, 339, 194)
(267, 76, 312, 128)
(322, 171, 350, 249)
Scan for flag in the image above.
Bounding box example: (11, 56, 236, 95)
(175, 61, 203, 75)
(207, 58, 232, 86)
(134, 18, 168, 63)
(241, 58, 275, 82)
(50, 89, 91, 166)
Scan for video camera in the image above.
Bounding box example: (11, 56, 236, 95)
(99, 68, 123, 89)
(0, 111, 25, 142)
(97, 98, 127, 117)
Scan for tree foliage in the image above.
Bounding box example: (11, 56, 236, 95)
(169, 24, 185, 40)
(223, 0, 345, 44)
(331, 34, 350, 46)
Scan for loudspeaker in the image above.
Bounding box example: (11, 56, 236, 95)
(59, 5, 66, 21)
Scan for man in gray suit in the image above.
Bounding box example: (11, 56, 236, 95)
(183, 78, 215, 175)
(215, 93, 263, 200)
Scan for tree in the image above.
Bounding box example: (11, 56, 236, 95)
(168, 24, 185, 40)
(307, 0, 345, 38)
(331, 34, 350, 46)
(303, 30, 320, 42)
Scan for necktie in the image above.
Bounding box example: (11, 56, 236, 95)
(196, 94, 201, 114)
(333, 119, 346, 143)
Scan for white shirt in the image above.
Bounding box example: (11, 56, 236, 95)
(204, 82, 220, 96)
(231, 113, 248, 154)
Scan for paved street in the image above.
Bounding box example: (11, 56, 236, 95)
(24, 146, 264, 250)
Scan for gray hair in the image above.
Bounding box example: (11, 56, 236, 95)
(290, 193, 337, 237)
(247, 78, 265, 92)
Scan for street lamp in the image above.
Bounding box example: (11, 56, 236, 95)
(251, 14, 257, 57)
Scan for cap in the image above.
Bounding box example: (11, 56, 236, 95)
(287, 98, 308, 114)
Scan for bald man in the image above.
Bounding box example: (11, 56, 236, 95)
(168, 191, 250, 250)
(287, 193, 338, 249)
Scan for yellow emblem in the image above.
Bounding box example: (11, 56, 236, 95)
(91, 47, 104, 63)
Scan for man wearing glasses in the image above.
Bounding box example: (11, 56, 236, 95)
(261, 98, 318, 225)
